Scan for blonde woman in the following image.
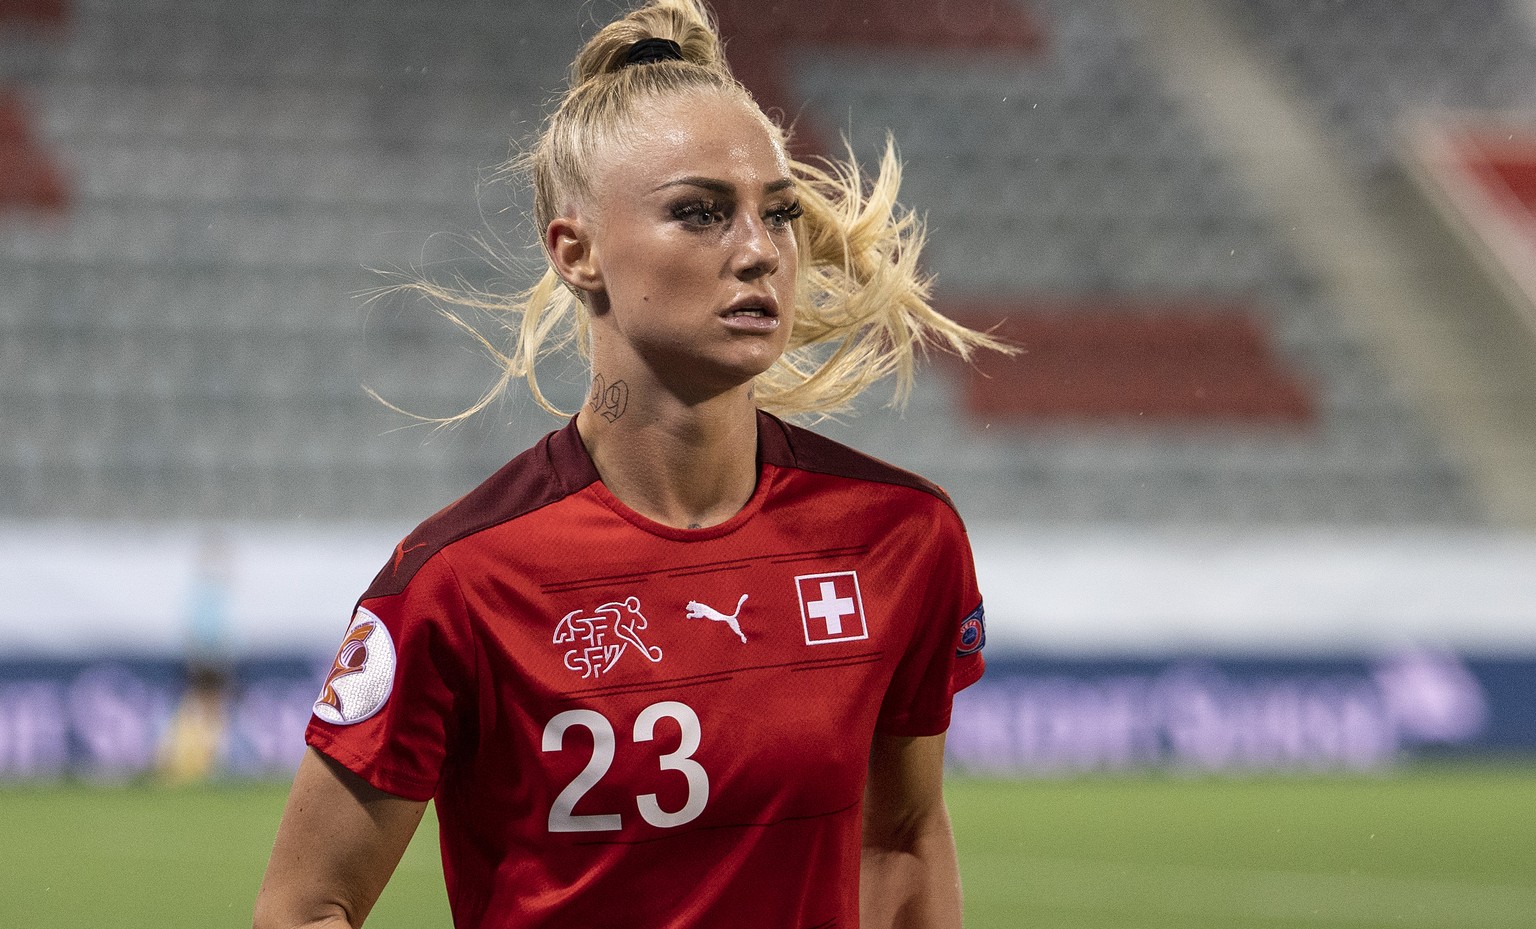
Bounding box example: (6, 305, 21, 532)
(256, 2, 1001, 927)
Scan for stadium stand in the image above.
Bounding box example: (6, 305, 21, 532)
(1225, 0, 1536, 176)
(1197, 0, 1536, 524)
(797, 0, 1486, 523)
(0, 0, 1501, 524)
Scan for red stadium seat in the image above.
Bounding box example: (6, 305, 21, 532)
(1407, 122, 1536, 330)
(945, 300, 1316, 425)
(719, 0, 1044, 51)
(1, 0, 70, 211)
(0, 0, 68, 25)
(712, 0, 1044, 158)
(1465, 138, 1536, 216)
(0, 91, 69, 212)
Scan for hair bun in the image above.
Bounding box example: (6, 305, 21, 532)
(569, 0, 727, 87)
(623, 37, 685, 67)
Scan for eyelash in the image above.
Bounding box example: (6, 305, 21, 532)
(769, 201, 804, 227)
(672, 199, 803, 229)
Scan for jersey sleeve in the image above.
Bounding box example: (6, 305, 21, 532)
(876, 502, 986, 737)
(305, 550, 476, 801)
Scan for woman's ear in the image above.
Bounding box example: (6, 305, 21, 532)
(546, 215, 602, 294)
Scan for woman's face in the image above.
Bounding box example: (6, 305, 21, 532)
(569, 89, 800, 400)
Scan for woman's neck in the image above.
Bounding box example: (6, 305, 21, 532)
(575, 382, 760, 530)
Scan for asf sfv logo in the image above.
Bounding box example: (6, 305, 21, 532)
(554, 596, 663, 679)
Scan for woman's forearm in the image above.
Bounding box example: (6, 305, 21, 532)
(860, 795, 964, 928)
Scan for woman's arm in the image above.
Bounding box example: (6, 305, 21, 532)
(253, 747, 429, 929)
(860, 732, 964, 929)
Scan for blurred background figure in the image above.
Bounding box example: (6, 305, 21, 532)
(157, 528, 233, 784)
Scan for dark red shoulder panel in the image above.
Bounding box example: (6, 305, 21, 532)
(362, 419, 599, 599)
(758, 411, 958, 512)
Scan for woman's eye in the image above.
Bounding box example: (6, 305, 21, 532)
(767, 200, 804, 229)
(674, 201, 726, 227)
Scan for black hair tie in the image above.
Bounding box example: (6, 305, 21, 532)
(623, 37, 684, 67)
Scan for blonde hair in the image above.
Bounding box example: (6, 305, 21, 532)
(387, 0, 1008, 424)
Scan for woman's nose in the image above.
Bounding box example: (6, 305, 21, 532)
(731, 214, 780, 280)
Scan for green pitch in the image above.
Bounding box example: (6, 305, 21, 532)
(3, 766, 1532, 928)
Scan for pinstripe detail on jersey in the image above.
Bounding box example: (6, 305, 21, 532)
(768, 545, 868, 566)
(538, 545, 872, 594)
(541, 558, 755, 594)
(788, 653, 885, 673)
(570, 798, 861, 848)
(555, 650, 888, 703)
(557, 672, 739, 703)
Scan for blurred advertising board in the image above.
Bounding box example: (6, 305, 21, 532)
(950, 650, 1536, 774)
(0, 650, 1532, 781)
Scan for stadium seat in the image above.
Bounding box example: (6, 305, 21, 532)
(0, 91, 69, 211)
(945, 300, 1315, 425)
(1227, 0, 1536, 173)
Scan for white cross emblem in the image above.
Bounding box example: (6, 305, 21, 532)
(796, 571, 868, 645)
(807, 581, 855, 634)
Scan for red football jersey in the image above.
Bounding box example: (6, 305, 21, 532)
(307, 411, 985, 929)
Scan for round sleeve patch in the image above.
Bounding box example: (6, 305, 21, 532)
(313, 607, 397, 725)
(956, 602, 986, 657)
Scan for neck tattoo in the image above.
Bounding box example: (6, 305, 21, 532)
(588, 373, 629, 423)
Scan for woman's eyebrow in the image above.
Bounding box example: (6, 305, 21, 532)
(653, 176, 796, 195)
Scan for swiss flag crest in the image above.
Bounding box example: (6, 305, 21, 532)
(795, 571, 868, 645)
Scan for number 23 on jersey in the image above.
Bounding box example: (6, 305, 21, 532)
(541, 701, 709, 833)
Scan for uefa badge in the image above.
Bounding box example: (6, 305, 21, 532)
(314, 607, 397, 725)
(956, 603, 986, 657)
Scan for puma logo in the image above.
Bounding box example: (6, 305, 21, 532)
(392, 540, 429, 574)
(686, 594, 748, 644)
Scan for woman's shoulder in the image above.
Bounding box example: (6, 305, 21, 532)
(759, 412, 959, 517)
(365, 420, 600, 598)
